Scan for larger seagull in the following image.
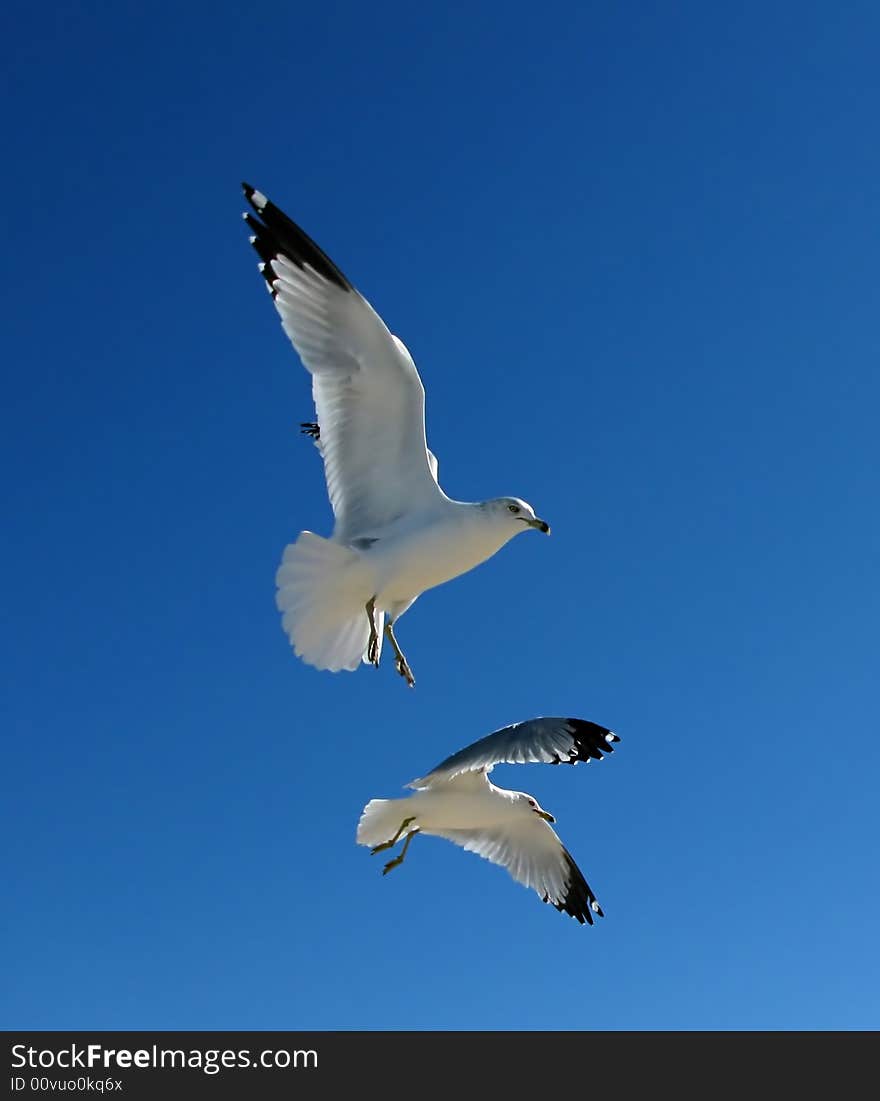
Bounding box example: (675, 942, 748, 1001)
(242, 183, 550, 686)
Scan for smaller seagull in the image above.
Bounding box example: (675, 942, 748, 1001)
(357, 717, 620, 923)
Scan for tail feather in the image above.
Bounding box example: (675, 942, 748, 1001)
(357, 798, 410, 848)
(275, 531, 381, 672)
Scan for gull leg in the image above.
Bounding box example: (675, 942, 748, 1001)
(365, 597, 380, 667)
(382, 827, 420, 876)
(384, 619, 415, 687)
(370, 816, 416, 856)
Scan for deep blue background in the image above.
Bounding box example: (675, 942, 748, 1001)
(3, 1, 878, 1029)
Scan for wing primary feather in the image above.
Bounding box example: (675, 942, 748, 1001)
(245, 220, 282, 295)
(564, 719, 620, 764)
(242, 183, 353, 292)
(548, 849, 603, 925)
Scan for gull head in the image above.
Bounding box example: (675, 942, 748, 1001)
(483, 497, 550, 536)
(514, 791, 555, 824)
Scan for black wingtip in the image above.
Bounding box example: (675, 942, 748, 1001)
(550, 849, 604, 925)
(563, 719, 620, 764)
(241, 184, 353, 293)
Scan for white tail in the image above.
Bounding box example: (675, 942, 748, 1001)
(275, 532, 382, 672)
(356, 798, 410, 848)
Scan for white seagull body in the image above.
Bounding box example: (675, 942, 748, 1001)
(357, 717, 620, 923)
(242, 184, 550, 686)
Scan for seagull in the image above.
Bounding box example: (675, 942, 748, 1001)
(357, 717, 620, 923)
(241, 183, 550, 687)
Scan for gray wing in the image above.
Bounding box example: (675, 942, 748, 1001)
(243, 183, 444, 542)
(409, 717, 619, 788)
(427, 820, 604, 924)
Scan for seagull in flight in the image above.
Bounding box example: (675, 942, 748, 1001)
(242, 183, 550, 687)
(357, 717, 620, 923)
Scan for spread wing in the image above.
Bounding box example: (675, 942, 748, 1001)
(300, 421, 439, 482)
(410, 717, 619, 788)
(243, 183, 444, 542)
(429, 819, 604, 924)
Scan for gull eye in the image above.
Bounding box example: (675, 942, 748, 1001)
(508, 504, 520, 514)
(528, 799, 537, 808)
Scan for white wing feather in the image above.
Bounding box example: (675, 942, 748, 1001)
(430, 820, 567, 898)
(427, 819, 602, 922)
(244, 186, 444, 543)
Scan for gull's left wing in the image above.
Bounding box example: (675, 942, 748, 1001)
(428, 819, 604, 924)
(242, 183, 444, 543)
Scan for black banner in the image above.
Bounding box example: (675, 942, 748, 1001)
(2, 1030, 862, 1098)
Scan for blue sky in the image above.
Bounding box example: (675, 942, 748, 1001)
(3, 1, 879, 1030)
